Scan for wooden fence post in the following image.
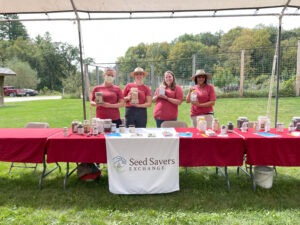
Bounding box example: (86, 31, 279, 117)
(296, 40, 300, 96)
(239, 49, 245, 97)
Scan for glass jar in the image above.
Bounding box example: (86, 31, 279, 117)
(276, 122, 284, 132)
(237, 117, 248, 129)
(221, 125, 227, 135)
(197, 116, 207, 132)
(63, 127, 68, 137)
(190, 90, 197, 102)
(227, 122, 234, 133)
(212, 118, 220, 132)
(83, 120, 90, 133)
(71, 119, 79, 133)
(129, 125, 136, 133)
(95, 92, 103, 104)
(130, 88, 139, 104)
(119, 125, 125, 133)
(158, 86, 165, 95)
(103, 119, 112, 132)
(111, 123, 117, 133)
(77, 122, 84, 135)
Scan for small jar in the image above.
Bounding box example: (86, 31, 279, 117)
(288, 122, 294, 132)
(83, 120, 90, 133)
(158, 86, 165, 95)
(129, 125, 135, 133)
(227, 122, 234, 133)
(212, 118, 220, 132)
(130, 88, 139, 104)
(119, 125, 125, 133)
(190, 90, 197, 102)
(95, 92, 103, 104)
(103, 119, 112, 132)
(111, 123, 117, 133)
(71, 119, 79, 133)
(77, 122, 84, 135)
(221, 125, 227, 135)
(276, 122, 284, 132)
(92, 124, 98, 135)
(197, 116, 207, 132)
(63, 127, 68, 137)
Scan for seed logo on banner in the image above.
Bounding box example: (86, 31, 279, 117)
(112, 156, 127, 172)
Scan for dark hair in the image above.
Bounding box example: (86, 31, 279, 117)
(163, 70, 176, 90)
(194, 75, 207, 85)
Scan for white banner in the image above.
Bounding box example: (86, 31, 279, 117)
(105, 128, 179, 194)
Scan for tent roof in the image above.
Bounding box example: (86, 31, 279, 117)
(1, 0, 299, 14)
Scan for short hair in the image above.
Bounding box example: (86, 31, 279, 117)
(103, 67, 116, 76)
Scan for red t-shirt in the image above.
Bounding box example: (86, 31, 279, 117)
(123, 83, 151, 107)
(190, 84, 216, 116)
(153, 85, 183, 120)
(91, 85, 123, 120)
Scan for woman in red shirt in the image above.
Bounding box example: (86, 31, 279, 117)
(90, 67, 124, 127)
(152, 71, 183, 127)
(186, 69, 216, 128)
(123, 67, 152, 128)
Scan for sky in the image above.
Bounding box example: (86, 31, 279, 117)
(20, 11, 300, 65)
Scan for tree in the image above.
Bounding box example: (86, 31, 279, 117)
(33, 33, 79, 91)
(5, 57, 38, 88)
(0, 14, 28, 41)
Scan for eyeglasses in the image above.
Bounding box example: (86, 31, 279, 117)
(197, 75, 206, 79)
(135, 72, 144, 75)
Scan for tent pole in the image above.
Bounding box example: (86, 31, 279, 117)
(70, 0, 87, 120)
(274, 17, 282, 127)
(274, 0, 290, 126)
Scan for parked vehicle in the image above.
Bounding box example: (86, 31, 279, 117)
(23, 88, 38, 96)
(3, 86, 26, 97)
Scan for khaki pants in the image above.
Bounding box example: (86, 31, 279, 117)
(191, 115, 214, 129)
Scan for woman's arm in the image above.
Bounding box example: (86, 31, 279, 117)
(100, 99, 125, 108)
(136, 96, 152, 108)
(166, 96, 182, 105)
(191, 100, 215, 107)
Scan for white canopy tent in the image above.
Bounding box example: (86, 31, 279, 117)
(1, 0, 299, 123)
(0, 0, 299, 14)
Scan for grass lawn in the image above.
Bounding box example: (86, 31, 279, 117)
(0, 97, 300, 224)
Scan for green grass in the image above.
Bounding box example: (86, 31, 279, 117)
(1, 97, 300, 128)
(1, 97, 300, 224)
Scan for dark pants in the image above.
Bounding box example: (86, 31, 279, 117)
(125, 107, 147, 128)
(112, 119, 122, 128)
(155, 118, 177, 128)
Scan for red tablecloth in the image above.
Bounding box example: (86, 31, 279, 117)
(46, 128, 245, 167)
(46, 130, 107, 163)
(176, 128, 245, 166)
(235, 128, 300, 166)
(0, 128, 61, 163)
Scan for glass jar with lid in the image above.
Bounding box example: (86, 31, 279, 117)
(103, 119, 112, 132)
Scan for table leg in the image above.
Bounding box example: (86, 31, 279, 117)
(224, 166, 230, 191)
(216, 166, 230, 191)
(64, 162, 78, 190)
(250, 165, 256, 192)
(39, 155, 61, 190)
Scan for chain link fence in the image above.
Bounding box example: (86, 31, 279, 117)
(86, 45, 298, 97)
